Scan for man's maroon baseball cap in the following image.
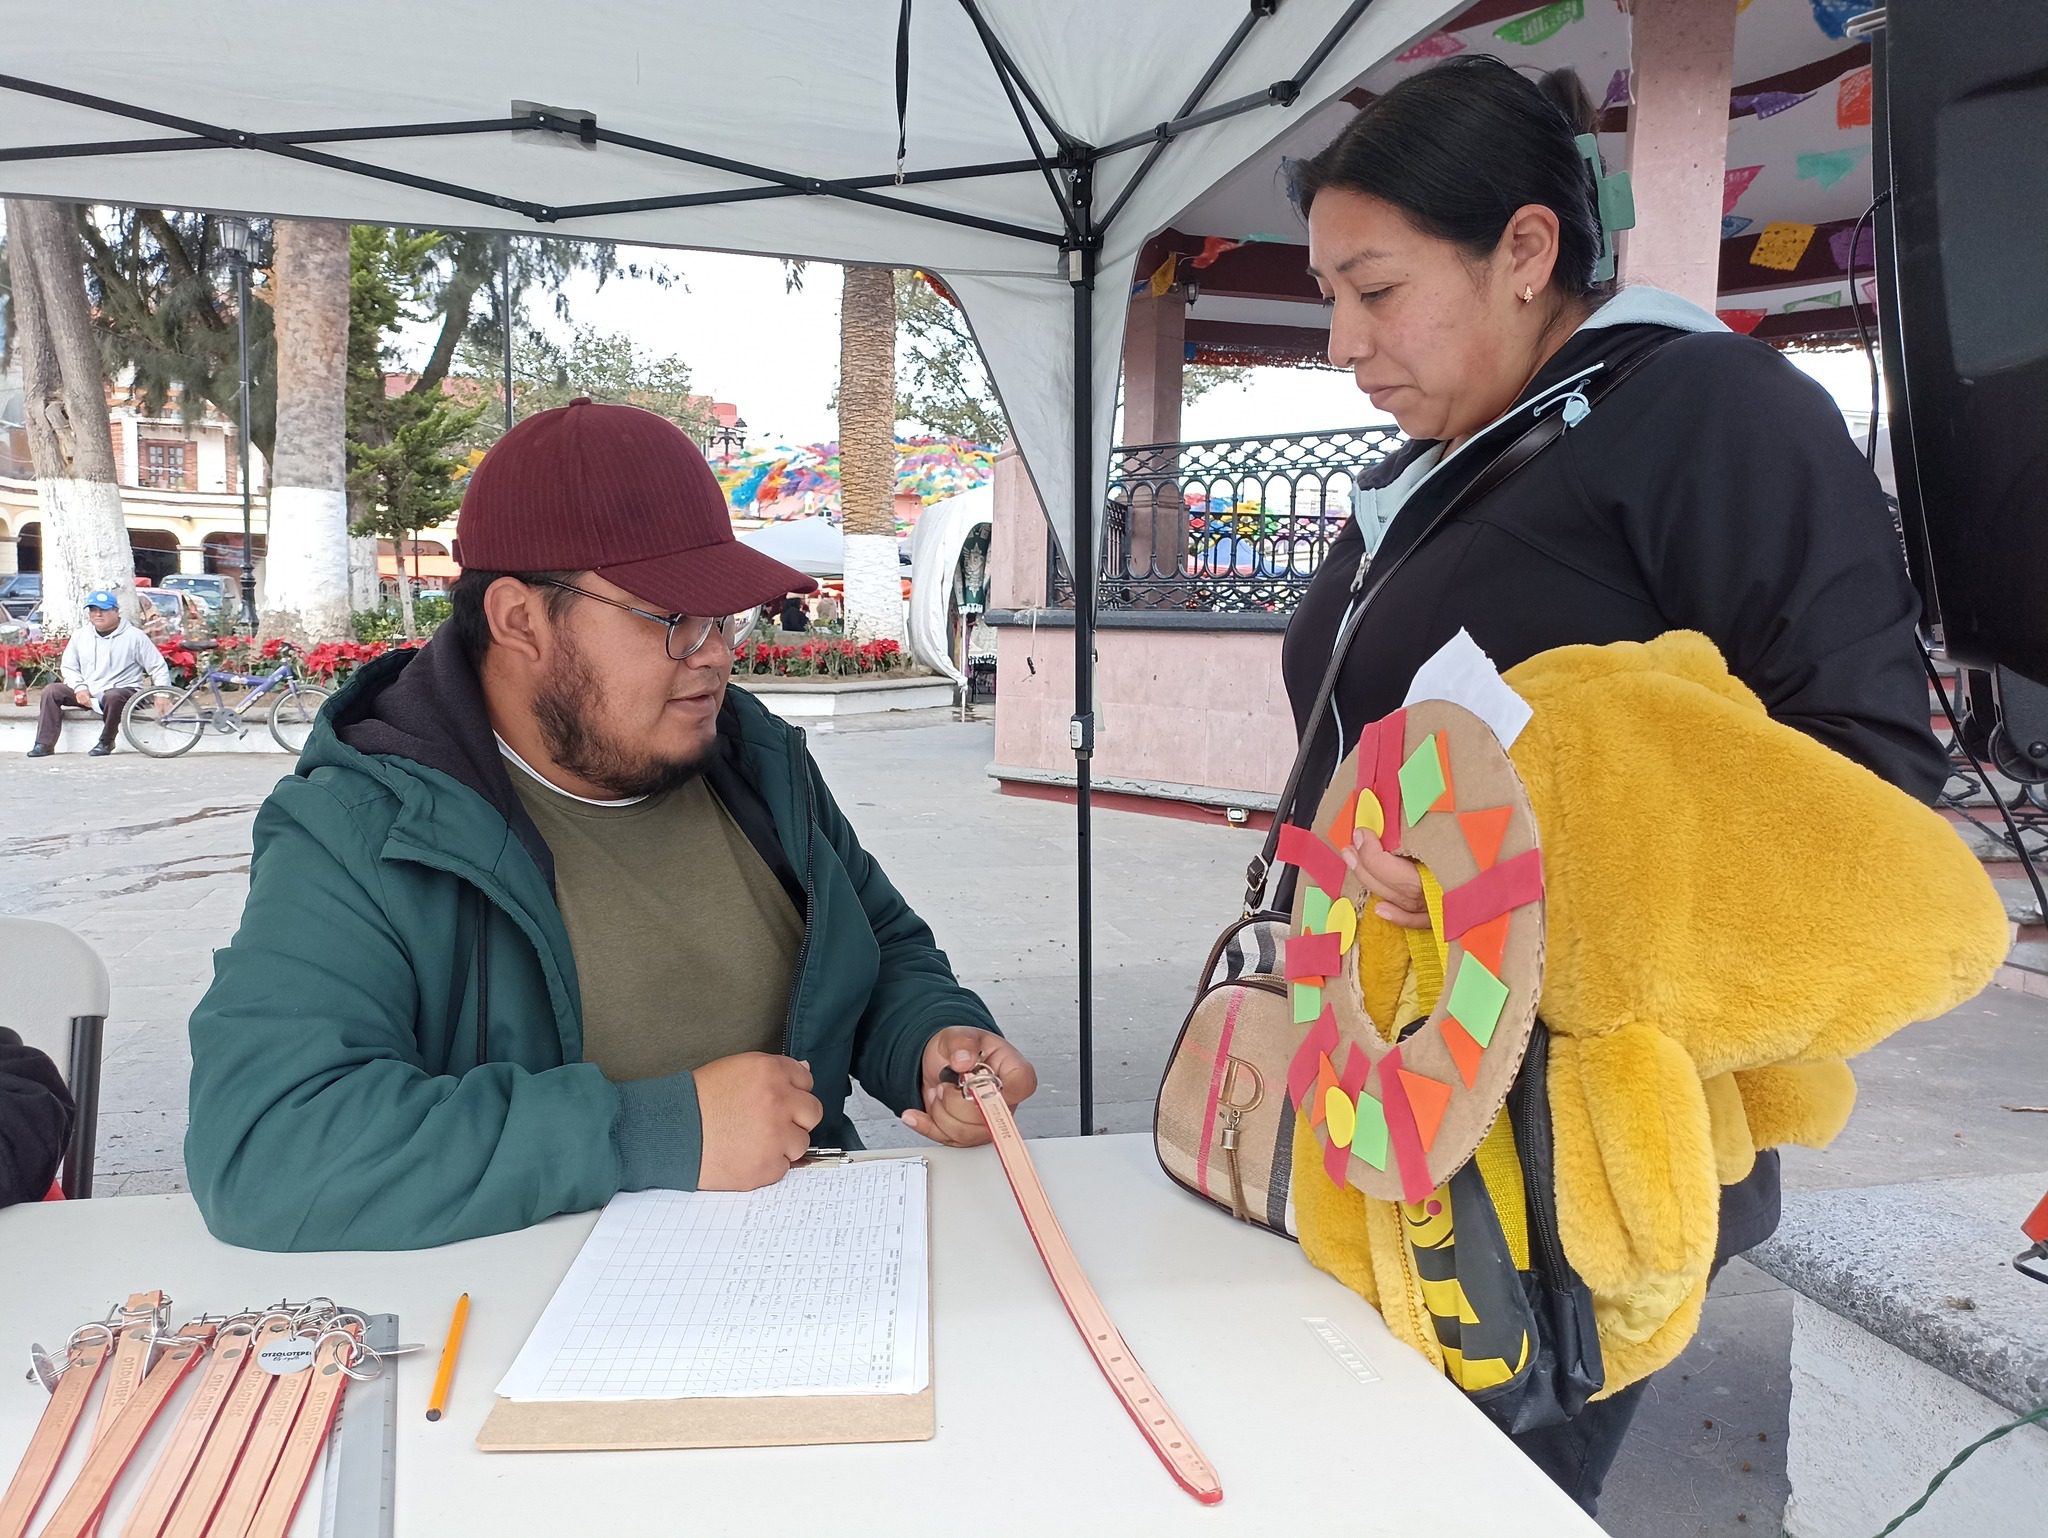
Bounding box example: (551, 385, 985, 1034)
(453, 398, 816, 614)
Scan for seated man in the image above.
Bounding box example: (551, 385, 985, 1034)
(187, 399, 1034, 1251)
(27, 589, 170, 758)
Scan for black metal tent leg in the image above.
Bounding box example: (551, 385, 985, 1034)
(1070, 169, 1099, 1139)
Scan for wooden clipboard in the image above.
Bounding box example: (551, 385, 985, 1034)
(476, 1158, 935, 1453)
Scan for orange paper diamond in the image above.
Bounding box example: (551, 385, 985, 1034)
(1400, 1069, 1453, 1150)
(1462, 912, 1511, 974)
(1458, 807, 1512, 870)
(1441, 1017, 1484, 1089)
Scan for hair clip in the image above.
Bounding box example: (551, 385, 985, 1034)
(1574, 133, 1636, 283)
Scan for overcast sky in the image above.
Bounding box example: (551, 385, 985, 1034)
(397, 244, 1881, 451)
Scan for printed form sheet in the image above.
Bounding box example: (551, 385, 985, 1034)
(497, 1159, 929, 1401)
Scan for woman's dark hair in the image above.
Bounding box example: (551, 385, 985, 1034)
(447, 568, 580, 660)
(1289, 55, 1610, 299)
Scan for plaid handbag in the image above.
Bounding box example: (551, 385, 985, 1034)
(1153, 913, 1300, 1233)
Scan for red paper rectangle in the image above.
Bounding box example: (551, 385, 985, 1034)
(1371, 708, 1408, 854)
(1285, 931, 1344, 981)
(1287, 1006, 1339, 1109)
(1376, 1046, 1435, 1205)
(1441, 847, 1544, 939)
(1277, 822, 1347, 899)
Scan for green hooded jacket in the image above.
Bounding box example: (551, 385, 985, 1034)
(186, 635, 996, 1251)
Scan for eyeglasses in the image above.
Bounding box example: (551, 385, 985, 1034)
(534, 580, 733, 661)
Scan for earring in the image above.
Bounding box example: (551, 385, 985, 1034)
(1520, 285, 1535, 305)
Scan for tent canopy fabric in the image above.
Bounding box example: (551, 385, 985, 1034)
(0, 0, 1453, 562)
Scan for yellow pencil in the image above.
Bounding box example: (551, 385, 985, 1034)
(424, 1292, 470, 1423)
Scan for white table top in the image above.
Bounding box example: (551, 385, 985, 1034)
(0, 1134, 1600, 1536)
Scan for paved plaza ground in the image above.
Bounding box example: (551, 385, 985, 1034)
(4, 708, 2044, 1536)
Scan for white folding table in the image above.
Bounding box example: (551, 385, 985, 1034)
(0, 1134, 1602, 1535)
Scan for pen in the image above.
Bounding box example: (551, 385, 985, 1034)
(424, 1292, 470, 1423)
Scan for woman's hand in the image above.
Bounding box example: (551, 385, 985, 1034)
(1341, 828, 1431, 930)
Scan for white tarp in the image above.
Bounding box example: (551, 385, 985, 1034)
(906, 485, 993, 685)
(0, 0, 1454, 561)
(739, 516, 860, 579)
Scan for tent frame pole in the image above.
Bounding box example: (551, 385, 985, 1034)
(1066, 159, 1099, 1138)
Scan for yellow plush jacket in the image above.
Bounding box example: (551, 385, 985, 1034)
(1293, 632, 2010, 1394)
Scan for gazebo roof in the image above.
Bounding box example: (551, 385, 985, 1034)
(1148, 0, 1878, 364)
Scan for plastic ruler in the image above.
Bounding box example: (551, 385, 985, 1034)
(315, 1312, 395, 1538)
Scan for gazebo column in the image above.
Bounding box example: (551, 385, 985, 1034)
(1622, 0, 1740, 310)
(1119, 290, 1188, 591)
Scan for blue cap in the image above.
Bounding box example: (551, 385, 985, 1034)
(84, 589, 119, 610)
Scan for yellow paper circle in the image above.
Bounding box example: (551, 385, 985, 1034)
(1354, 788, 1385, 838)
(1322, 897, 1358, 954)
(1324, 1084, 1356, 1148)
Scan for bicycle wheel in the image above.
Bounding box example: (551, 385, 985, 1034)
(268, 683, 331, 753)
(123, 686, 205, 758)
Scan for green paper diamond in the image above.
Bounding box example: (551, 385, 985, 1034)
(1302, 887, 1333, 934)
(1400, 734, 1448, 828)
(1447, 952, 1510, 1046)
(1352, 1092, 1389, 1170)
(1292, 982, 1324, 1025)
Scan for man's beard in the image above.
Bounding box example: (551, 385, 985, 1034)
(531, 632, 718, 799)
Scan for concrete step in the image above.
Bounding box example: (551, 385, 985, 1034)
(0, 706, 293, 756)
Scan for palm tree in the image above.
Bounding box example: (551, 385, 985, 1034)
(4, 199, 135, 635)
(837, 264, 903, 643)
(260, 219, 353, 643)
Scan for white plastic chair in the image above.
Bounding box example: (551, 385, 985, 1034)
(0, 916, 109, 1197)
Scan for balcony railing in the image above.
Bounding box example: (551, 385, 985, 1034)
(1050, 425, 1404, 615)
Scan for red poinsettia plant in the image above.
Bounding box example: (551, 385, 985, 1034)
(299, 638, 427, 685)
(0, 640, 67, 689)
(732, 637, 905, 679)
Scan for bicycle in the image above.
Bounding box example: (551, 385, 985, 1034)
(123, 643, 334, 757)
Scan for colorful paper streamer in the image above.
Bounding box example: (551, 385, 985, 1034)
(1723, 165, 1764, 216)
(1750, 221, 1818, 272)
(1494, 0, 1584, 48)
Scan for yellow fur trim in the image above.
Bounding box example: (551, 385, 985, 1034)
(1701, 1072, 1758, 1186)
(1735, 1060, 1858, 1150)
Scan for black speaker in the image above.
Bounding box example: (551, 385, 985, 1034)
(1874, 1, 2048, 703)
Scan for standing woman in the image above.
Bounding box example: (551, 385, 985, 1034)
(1280, 57, 1944, 1510)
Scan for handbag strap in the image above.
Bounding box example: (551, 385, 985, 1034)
(1243, 334, 1678, 912)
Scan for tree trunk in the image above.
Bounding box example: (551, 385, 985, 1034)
(5, 199, 135, 636)
(837, 264, 903, 644)
(347, 533, 381, 615)
(261, 219, 353, 643)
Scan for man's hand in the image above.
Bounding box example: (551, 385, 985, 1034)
(694, 1052, 823, 1191)
(73, 687, 91, 708)
(901, 1028, 1039, 1147)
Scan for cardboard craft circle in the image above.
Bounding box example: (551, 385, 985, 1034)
(1286, 699, 1546, 1203)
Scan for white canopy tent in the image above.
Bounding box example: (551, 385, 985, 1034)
(0, 0, 1455, 1130)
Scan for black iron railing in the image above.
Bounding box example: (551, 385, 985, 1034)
(1050, 425, 1404, 614)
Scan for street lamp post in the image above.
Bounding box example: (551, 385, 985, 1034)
(713, 416, 748, 461)
(216, 215, 257, 631)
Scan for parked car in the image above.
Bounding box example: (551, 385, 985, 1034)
(0, 596, 36, 621)
(0, 605, 42, 648)
(137, 588, 212, 644)
(0, 572, 40, 604)
(161, 573, 234, 606)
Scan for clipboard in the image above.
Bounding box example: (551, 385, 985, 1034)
(476, 1157, 935, 1453)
